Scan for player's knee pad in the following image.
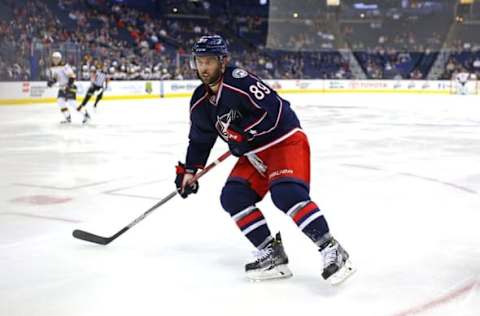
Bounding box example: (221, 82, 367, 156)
(270, 182, 310, 213)
(220, 181, 259, 216)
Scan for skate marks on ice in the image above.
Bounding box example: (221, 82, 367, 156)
(341, 163, 479, 196)
(0, 212, 81, 224)
(102, 177, 171, 200)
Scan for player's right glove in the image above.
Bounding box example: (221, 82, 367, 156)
(47, 79, 55, 87)
(226, 124, 253, 157)
(175, 162, 199, 198)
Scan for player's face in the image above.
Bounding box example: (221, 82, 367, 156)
(52, 56, 61, 66)
(195, 55, 223, 85)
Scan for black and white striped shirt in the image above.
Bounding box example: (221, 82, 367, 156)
(92, 71, 108, 87)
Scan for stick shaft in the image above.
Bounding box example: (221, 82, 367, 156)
(73, 151, 231, 244)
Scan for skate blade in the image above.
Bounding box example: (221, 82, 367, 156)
(329, 259, 356, 286)
(246, 264, 293, 281)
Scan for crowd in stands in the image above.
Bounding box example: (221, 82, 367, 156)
(439, 26, 480, 80)
(0, 0, 351, 81)
(0, 0, 478, 82)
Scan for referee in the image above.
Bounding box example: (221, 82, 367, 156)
(77, 66, 109, 119)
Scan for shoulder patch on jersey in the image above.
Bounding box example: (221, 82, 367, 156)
(232, 68, 248, 79)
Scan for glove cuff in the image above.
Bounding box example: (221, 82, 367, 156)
(226, 127, 245, 142)
(176, 162, 197, 175)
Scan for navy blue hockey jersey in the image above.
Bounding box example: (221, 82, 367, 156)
(186, 66, 301, 169)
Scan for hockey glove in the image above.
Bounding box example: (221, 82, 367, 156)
(226, 125, 253, 157)
(47, 79, 56, 87)
(65, 84, 77, 94)
(65, 77, 77, 93)
(175, 162, 199, 198)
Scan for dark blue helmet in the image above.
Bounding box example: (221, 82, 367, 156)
(192, 35, 228, 57)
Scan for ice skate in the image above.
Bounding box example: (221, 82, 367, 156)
(319, 237, 355, 285)
(82, 111, 91, 124)
(245, 232, 292, 281)
(60, 116, 71, 124)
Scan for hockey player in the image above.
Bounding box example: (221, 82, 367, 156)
(174, 35, 355, 284)
(77, 65, 109, 115)
(454, 69, 472, 95)
(47, 52, 89, 124)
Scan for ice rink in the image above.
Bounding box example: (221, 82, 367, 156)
(1, 93, 479, 316)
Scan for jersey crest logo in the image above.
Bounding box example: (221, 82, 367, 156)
(215, 109, 242, 141)
(232, 68, 248, 79)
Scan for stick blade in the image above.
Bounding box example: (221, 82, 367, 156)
(73, 229, 111, 245)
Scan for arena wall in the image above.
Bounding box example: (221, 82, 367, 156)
(0, 80, 459, 105)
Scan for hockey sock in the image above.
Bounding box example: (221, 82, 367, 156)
(287, 200, 331, 246)
(60, 107, 71, 120)
(270, 182, 331, 246)
(221, 182, 272, 249)
(232, 206, 273, 250)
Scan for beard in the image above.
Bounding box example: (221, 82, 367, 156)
(197, 67, 223, 86)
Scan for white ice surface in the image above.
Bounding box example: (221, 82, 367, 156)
(1, 93, 479, 316)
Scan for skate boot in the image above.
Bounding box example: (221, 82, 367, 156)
(82, 111, 91, 124)
(319, 237, 355, 285)
(60, 116, 72, 124)
(245, 232, 292, 281)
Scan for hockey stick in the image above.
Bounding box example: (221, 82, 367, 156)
(72, 151, 231, 245)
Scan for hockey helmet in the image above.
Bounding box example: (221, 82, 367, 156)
(190, 35, 228, 69)
(192, 35, 228, 57)
(52, 51, 62, 65)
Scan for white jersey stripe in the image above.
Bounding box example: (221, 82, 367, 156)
(190, 93, 208, 113)
(247, 128, 304, 155)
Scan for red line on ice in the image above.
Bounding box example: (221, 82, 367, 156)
(392, 280, 478, 316)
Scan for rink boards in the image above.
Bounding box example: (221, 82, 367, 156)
(0, 79, 471, 105)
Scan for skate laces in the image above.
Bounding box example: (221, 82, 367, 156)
(322, 243, 338, 266)
(252, 246, 273, 263)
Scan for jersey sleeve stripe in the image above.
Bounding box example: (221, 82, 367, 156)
(190, 93, 208, 113)
(222, 83, 262, 109)
(245, 111, 268, 131)
(252, 96, 283, 137)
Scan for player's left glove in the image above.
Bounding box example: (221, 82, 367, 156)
(47, 79, 56, 87)
(65, 77, 77, 94)
(65, 84, 77, 94)
(226, 124, 253, 157)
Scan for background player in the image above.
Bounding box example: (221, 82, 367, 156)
(77, 65, 109, 114)
(454, 69, 474, 95)
(47, 52, 89, 124)
(174, 35, 355, 285)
